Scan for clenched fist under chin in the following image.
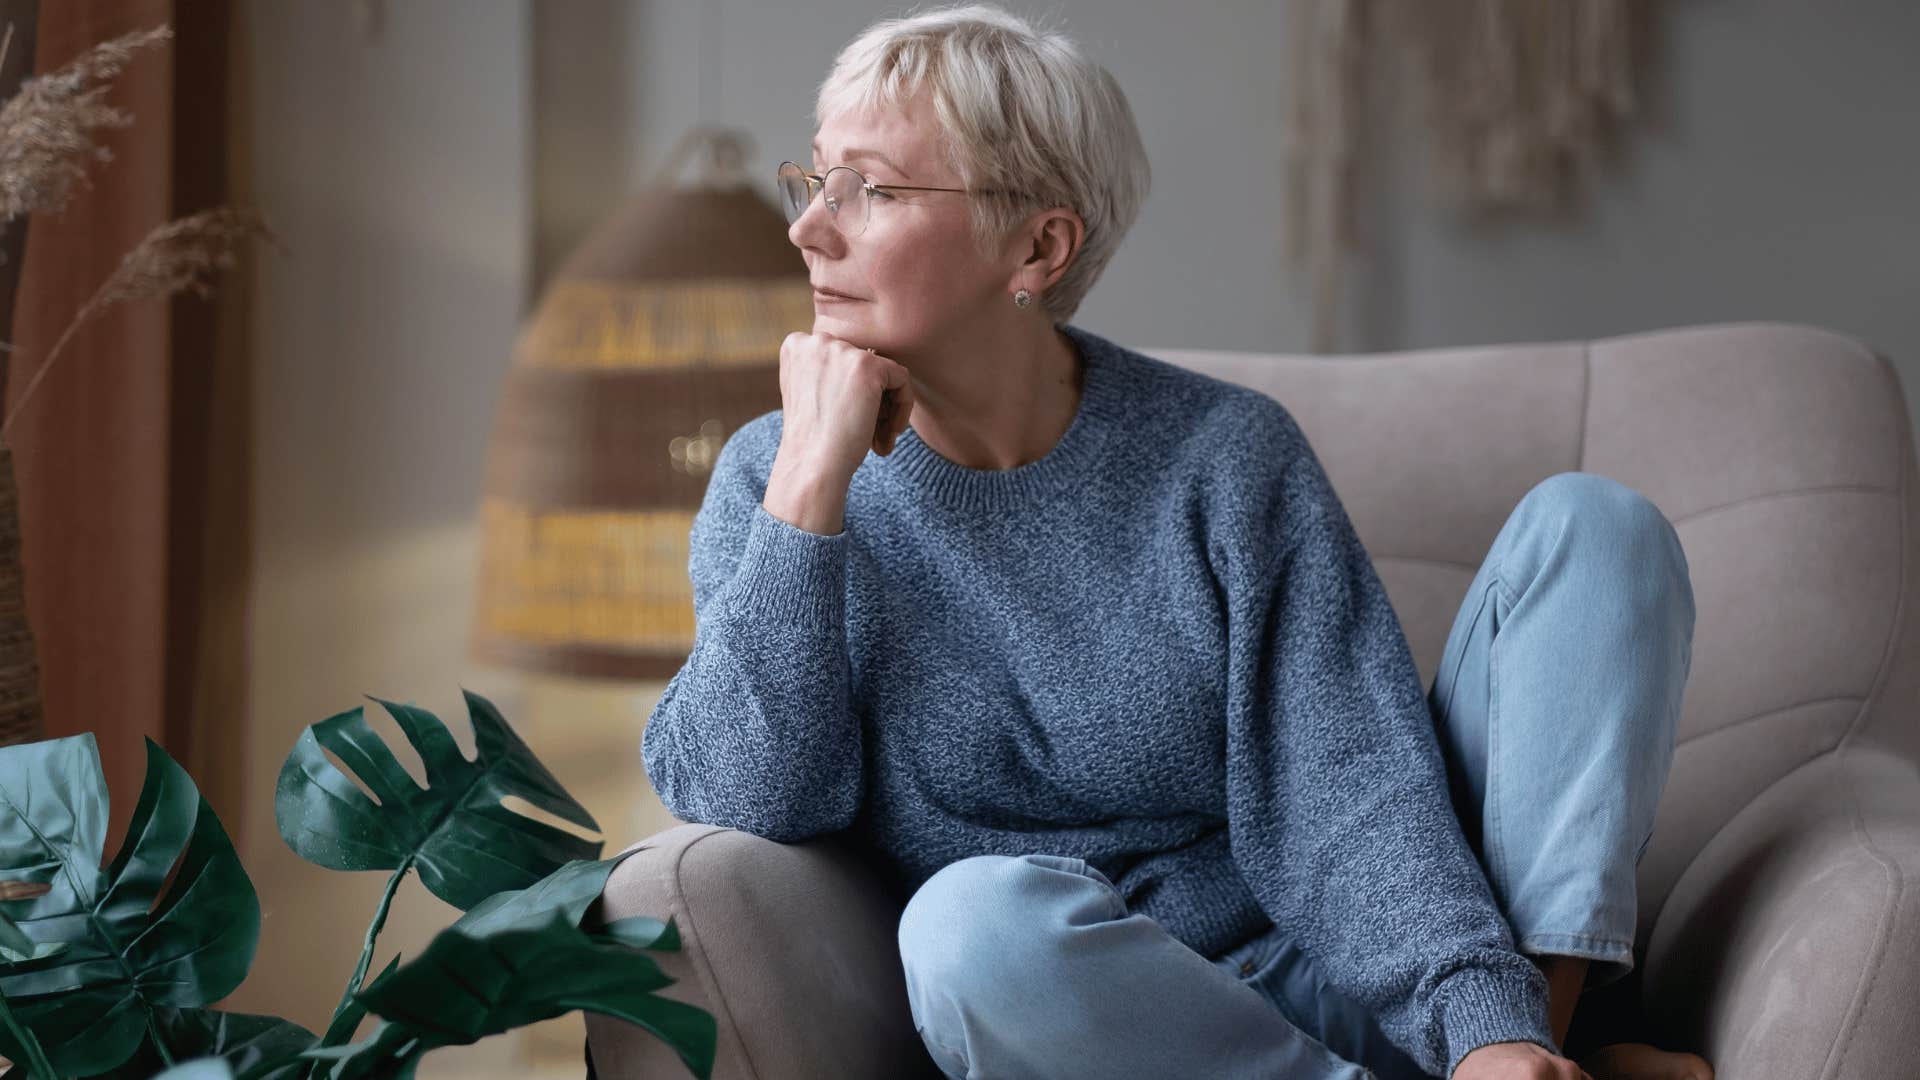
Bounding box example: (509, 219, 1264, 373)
(762, 330, 918, 536)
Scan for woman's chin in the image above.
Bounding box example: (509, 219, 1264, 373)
(811, 306, 869, 334)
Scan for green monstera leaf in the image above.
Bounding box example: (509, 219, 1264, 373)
(0, 932, 57, 1080)
(275, 688, 602, 910)
(303, 914, 714, 1080)
(147, 1064, 238, 1080)
(0, 735, 260, 1077)
(307, 854, 648, 1057)
(448, 854, 643, 938)
(92, 1009, 317, 1080)
(0, 905, 61, 964)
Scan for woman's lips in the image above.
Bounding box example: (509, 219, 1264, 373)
(813, 286, 863, 302)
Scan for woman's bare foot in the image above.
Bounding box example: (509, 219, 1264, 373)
(1578, 1042, 1714, 1080)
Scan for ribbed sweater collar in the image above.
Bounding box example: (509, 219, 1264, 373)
(879, 323, 1129, 512)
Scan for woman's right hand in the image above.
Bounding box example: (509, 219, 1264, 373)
(762, 330, 916, 535)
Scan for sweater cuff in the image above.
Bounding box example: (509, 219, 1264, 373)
(1438, 964, 1560, 1079)
(717, 503, 848, 626)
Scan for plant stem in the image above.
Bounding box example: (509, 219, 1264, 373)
(0, 288, 107, 447)
(0, 990, 57, 1080)
(143, 998, 176, 1067)
(326, 856, 413, 1034)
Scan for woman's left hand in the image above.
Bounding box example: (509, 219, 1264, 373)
(1454, 1041, 1592, 1080)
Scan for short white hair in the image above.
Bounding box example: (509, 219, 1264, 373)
(815, 4, 1150, 323)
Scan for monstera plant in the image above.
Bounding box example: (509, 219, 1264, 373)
(0, 689, 715, 1079)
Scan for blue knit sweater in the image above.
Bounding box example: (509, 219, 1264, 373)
(642, 323, 1558, 1076)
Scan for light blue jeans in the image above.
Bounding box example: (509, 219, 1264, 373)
(897, 472, 1696, 1079)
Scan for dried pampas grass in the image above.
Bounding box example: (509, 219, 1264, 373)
(88, 204, 281, 307)
(0, 20, 280, 448)
(0, 206, 281, 443)
(0, 19, 275, 751)
(0, 23, 172, 222)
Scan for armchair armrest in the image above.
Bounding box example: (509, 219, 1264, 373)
(1640, 744, 1920, 1078)
(585, 823, 940, 1080)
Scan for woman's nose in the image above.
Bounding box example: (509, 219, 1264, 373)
(787, 189, 842, 253)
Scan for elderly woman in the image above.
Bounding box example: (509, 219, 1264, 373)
(641, 6, 1712, 1080)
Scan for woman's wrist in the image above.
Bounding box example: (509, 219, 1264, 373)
(764, 451, 850, 536)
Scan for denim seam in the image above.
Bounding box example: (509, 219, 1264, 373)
(1514, 933, 1635, 970)
(914, 1027, 974, 1077)
(1437, 570, 1503, 903)
(1066, 856, 1128, 921)
(1512, 922, 1635, 937)
(1515, 930, 1634, 951)
(1438, 576, 1499, 726)
(1490, 554, 1521, 612)
(1486, 559, 1513, 899)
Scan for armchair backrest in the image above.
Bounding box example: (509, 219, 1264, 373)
(1153, 322, 1920, 952)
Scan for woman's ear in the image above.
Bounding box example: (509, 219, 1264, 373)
(1016, 207, 1085, 294)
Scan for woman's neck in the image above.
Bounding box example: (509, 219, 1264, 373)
(896, 321, 1084, 472)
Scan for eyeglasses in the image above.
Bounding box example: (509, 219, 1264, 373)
(776, 160, 1018, 237)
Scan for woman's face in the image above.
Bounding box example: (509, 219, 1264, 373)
(792, 93, 1018, 355)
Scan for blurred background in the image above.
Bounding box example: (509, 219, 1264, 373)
(2, 0, 1916, 1076)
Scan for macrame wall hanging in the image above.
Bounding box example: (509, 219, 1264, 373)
(1284, 0, 1656, 351)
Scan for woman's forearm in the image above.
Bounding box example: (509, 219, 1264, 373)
(1533, 953, 1588, 1048)
(764, 451, 849, 536)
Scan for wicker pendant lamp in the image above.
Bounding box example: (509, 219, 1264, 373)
(471, 128, 807, 679)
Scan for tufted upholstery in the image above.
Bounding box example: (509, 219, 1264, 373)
(590, 323, 1920, 1079)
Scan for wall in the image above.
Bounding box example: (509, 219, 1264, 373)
(567, 0, 1920, 435)
(236, 1, 562, 1073)
(1364, 0, 1920, 434)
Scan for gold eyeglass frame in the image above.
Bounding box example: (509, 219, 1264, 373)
(776, 160, 1022, 234)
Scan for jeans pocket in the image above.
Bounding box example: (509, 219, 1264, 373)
(1246, 934, 1290, 984)
(1217, 926, 1290, 989)
(1229, 935, 1385, 1078)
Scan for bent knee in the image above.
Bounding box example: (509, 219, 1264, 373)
(1524, 473, 1692, 601)
(898, 853, 1115, 987)
(1523, 472, 1670, 539)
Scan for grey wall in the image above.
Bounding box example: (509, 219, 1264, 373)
(238, 3, 538, 1071)
(536, 0, 1920, 440)
(1362, 0, 1920, 433)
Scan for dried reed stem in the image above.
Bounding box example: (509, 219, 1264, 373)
(0, 205, 280, 445)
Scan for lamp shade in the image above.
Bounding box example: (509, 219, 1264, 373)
(472, 137, 807, 679)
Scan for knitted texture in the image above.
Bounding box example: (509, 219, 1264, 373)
(642, 323, 1557, 1076)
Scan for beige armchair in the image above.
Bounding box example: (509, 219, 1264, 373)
(588, 323, 1920, 1079)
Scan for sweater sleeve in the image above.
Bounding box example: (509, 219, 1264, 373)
(1212, 399, 1558, 1078)
(639, 413, 863, 842)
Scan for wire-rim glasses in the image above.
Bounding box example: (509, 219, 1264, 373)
(776, 159, 1016, 237)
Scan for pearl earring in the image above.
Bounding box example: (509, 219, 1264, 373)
(1013, 288, 1033, 308)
